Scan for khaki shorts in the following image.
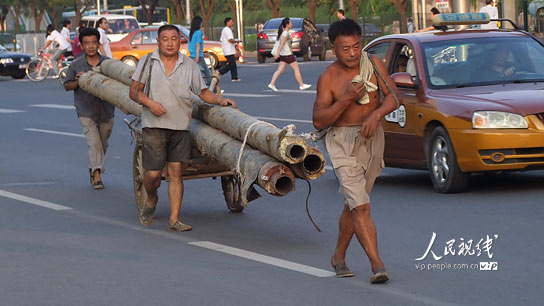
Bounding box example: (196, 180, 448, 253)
(325, 124, 385, 210)
(142, 128, 191, 170)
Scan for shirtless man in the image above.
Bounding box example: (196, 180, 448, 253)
(312, 18, 401, 283)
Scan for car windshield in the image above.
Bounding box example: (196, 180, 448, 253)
(108, 18, 139, 34)
(0, 45, 7, 52)
(422, 36, 544, 88)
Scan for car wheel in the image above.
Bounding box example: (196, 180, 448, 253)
(121, 56, 138, 67)
(208, 52, 219, 69)
(257, 53, 266, 64)
(11, 71, 26, 79)
(427, 127, 469, 193)
(303, 46, 312, 61)
(319, 46, 326, 61)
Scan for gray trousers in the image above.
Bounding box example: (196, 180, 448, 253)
(79, 117, 114, 174)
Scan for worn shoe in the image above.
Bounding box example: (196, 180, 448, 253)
(268, 83, 278, 92)
(370, 270, 389, 284)
(231, 78, 242, 82)
(331, 257, 355, 278)
(299, 84, 312, 90)
(92, 180, 104, 190)
(168, 220, 192, 232)
(139, 206, 155, 226)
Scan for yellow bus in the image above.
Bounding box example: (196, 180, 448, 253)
(108, 6, 170, 27)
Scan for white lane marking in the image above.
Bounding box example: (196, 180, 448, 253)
(266, 89, 316, 94)
(0, 181, 55, 186)
(24, 128, 84, 138)
(222, 93, 278, 98)
(255, 116, 312, 124)
(30, 104, 75, 110)
(188, 241, 336, 278)
(0, 108, 25, 113)
(0, 189, 71, 211)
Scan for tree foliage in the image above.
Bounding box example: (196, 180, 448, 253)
(267, 0, 282, 18)
(137, 0, 159, 26)
(198, 0, 215, 38)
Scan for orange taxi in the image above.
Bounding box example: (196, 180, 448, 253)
(110, 25, 227, 68)
(364, 13, 544, 193)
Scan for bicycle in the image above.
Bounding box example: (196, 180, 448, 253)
(26, 51, 73, 83)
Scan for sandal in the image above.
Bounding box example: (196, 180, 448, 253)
(92, 180, 104, 190)
(370, 269, 389, 284)
(139, 206, 155, 226)
(331, 256, 355, 278)
(168, 220, 192, 232)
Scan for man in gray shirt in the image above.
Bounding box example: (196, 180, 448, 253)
(129, 25, 236, 232)
(64, 27, 115, 190)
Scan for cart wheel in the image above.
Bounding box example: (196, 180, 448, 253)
(220, 175, 244, 213)
(133, 142, 148, 214)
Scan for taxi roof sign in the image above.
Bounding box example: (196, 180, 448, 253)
(433, 13, 490, 26)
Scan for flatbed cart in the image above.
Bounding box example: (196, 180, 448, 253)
(124, 116, 244, 214)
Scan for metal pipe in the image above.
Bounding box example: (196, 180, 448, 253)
(289, 146, 326, 180)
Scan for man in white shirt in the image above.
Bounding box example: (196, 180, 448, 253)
(38, 24, 72, 74)
(97, 17, 112, 58)
(217, 17, 241, 82)
(60, 19, 73, 56)
(480, 0, 499, 29)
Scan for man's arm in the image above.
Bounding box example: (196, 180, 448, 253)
(312, 71, 366, 130)
(199, 89, 237, 108)
(360, 54, 402, 139)
(129, 81, 166, 116)
(64, 71, 84, 91)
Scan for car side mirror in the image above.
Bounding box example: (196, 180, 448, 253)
(391, 72, 416, 89)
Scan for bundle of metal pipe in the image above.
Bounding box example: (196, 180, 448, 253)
(190, 119, 295, 205)
(98, 59, 135, 86)
(191, 99, 309, 164)
(289, 146, 326, 180)
(78, 71, 142, 116)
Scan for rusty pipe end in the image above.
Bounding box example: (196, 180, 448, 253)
(284, 143, 307, 164)
(258, 163, 295, 196)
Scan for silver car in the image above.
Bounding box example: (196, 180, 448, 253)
(256, 17, 326, 63)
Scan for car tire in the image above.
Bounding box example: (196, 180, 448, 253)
(319, 46, 326, 61)
(207, 52, 219, 69)
(11, 71, 26, 79)
(257, 53, 266, 64)
(427, 127, 469, 193)
(303, 46, 312, 61)
(121, 56, 138, 67)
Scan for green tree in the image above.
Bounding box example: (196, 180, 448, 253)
(198, 0, 215, 37)
(267, 0, 282, 18)
(45, 0, 72, 29)
(137, 0, 159, 26)
(346, 0, 359, 20)
(391, 0, 408, 33)
(74, 0, 94, 25)
(0, 0, 10, 32)
(171, 0, 186, 25)
(305, 0, 318, 22)
(29, 0, 47, 32)
(9, 0, 28, 33)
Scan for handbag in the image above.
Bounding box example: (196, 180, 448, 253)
(271, 39, 280, 57)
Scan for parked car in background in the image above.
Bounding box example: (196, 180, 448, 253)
(0, 45, 30, 79)
(110, 25, 227, 68)
(257, 17, 326, 63)
(81, 14, 141, 42)
(364, 13, 544, 193)
(316, 24, 330, 48)
(0, 33, 21, 52)
(359, 23, 382, 40)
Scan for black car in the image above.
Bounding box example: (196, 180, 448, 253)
(256, 17, 326, 63)
(0, 45, 30, 79)
(359, 23, 382, 40)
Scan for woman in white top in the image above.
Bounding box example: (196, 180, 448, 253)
(268, 18, 311, 92)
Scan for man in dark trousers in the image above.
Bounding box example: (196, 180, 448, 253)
(217, 17, 241, 82)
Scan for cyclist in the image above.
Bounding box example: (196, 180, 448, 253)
(60, 20, 74, 57)
(38, 24, 71, 75)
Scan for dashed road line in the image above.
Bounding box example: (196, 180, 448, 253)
(255, 116, 312, 124)
(30, 104, 75, 110)
(24, 128, 84, 138)
(189, 241, 336, 277)
(222, 93, 278, 98)
(0, 189, 71, 211)
(0, 108, 25, 113)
